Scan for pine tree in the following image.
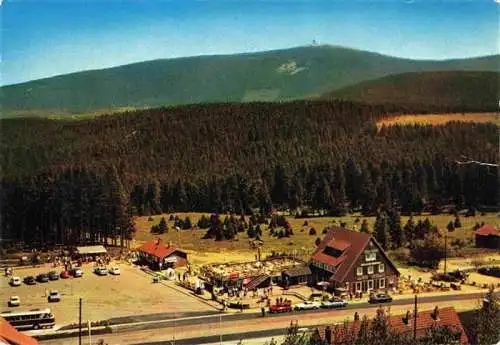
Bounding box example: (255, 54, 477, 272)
(360, 219, 369, 233)
(247, 226, 257, 238)
(158, 217, 168, 233)
(387, 208, 404, 248)
(374, 212, 390, 250)
(446, 221, 455, 232)
(183, 216, 192, 230)
(470, 287, 500, 345)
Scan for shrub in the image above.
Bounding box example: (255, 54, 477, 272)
(478, 266, 500, 278)
(322, 228, 328, 234)
(315, 238, 321, 246)
(303, 220, 309, 226)
(389, 248, 410, 263)
(148, 216, 154, 222)
(169, 214, 175, 221)
(197, 215, 211, 229)
(309, 228, 317, 235)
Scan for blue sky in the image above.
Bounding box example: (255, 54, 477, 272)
(2, 0, 499, 85)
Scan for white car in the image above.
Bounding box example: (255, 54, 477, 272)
(94, 267, 108, 276)
(48, 290, 61, 303)
(9, 277, 21, 287)
(321, 297, 348, 309)
(294, 301, 321, 311)
(109, 267, 120, 275)
(8, 296, 20, 307)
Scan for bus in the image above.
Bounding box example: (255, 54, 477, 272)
(0, 308, 55, 330)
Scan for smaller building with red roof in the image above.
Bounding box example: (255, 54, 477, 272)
(136, 238, 187, 270)
(475, 224, 500, 250)
(317, 306, 468, 344)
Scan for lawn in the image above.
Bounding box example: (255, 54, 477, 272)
(132, 212, 499, 266)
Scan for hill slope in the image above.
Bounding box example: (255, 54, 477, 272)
(321, 71, 500, 111)
(2, 46, 499, 117)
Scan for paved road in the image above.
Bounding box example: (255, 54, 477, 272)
(109, 290, 493, 332)
(39, 291, 495, 344)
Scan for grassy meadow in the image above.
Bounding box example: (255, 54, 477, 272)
(132, 212, 500, 266)
(376, 113, 499, 128)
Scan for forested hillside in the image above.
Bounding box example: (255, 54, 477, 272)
(322, 71, 499, 112)
(2, 45, 499, 118)
(1, 100, 497, 245)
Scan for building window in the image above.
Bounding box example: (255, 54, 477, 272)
(367, 265, 374, 274)
(356, 282, 362, 292)
(357, 267, 363, 276)
(378, 263, 385, 273)
(365, 251, 376, 261)
(379, 278, 385, 289)
(368, 280, 373, 290)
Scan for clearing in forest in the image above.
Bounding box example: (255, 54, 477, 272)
(377, 113, 499, 128)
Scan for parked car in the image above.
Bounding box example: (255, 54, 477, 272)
(369, 293, 393, 304)
(71, 268, 83, 277)
(60, 270, 70, 279)
(23, 276, 36, 285)
(48, 290, 61, 303)
(109, 267, 120, 275)
(8, 296, 20, 307)
(9, 277, 21, 287)
(36, 273, 49, 283)
(48, 271, 59, 281)
(294, 301, 321, 311)
(269, 300, 292, 313)
(321, 297, 348, 309)
(94, 267, 108, 276)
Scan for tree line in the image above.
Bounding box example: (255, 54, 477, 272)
(0, 100, 497, 245)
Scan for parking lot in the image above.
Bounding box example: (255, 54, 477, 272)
(0, 262, 216, 327)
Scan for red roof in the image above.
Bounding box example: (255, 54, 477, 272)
(475, 224, 500, 237)
(137, 239, 183, 260)
(318, 307, 468, 344)
(310, 227, 399, 283)
(1, 317, 39, 345)
(329, 239, 351, 251)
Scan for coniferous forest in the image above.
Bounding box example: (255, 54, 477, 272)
(1, 100, 498, 246)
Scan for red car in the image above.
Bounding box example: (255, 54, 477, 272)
(269, 301, 292, 313)
(60, 270, 70, 279)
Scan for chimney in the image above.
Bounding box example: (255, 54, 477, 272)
(156, 238, 161, 246)
(432, 306, 440, 321)
(403, 311, 411, 325)
(325, 326, 332, 345)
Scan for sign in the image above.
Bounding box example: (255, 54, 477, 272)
(164, 256, 178, 263)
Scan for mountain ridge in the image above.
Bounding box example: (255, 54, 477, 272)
(2, 45, 499, 118)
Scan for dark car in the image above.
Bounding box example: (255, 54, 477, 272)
(36, 273, 49, 283)
(48, 271, 59, 281)
(23, 276, 36, 285)
(369, 293, 393, 304)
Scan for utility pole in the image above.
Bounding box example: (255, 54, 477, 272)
(413, 295, 417, 341)
(219, 311, 222, 345)
(79, 298, 82, 345)
(88, 320, 91, 345)
(444, 235, 447, 275)
(172, 313, 175, 345)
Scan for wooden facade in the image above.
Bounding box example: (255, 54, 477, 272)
(310, 227, 400, 294)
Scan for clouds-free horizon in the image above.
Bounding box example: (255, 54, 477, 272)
(2, 0, 499, 86)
